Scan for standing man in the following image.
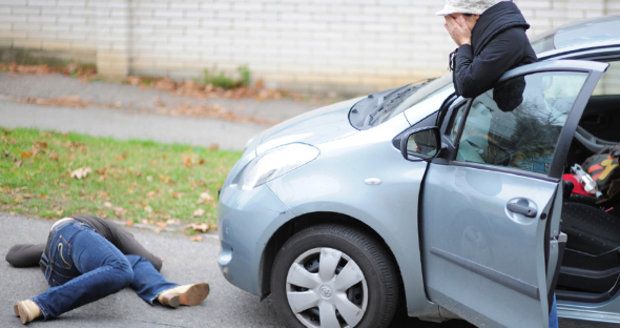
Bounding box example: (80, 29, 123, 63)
(437, 1, 557, 327)
(438, 0, 537, 98)
(6, 216, 210, 325)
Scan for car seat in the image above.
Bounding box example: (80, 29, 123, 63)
(558, 200, 620, 298)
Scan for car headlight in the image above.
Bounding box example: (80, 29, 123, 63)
(234, 143, 320, 190)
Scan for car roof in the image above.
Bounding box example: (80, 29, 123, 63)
(533, 15, 620, 58)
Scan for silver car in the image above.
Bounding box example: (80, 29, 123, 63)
(218, 16, 620, 328)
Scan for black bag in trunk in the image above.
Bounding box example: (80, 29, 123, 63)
(582, 145, 620, 204)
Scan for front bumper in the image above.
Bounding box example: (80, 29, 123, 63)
(218, 182, 290, 296)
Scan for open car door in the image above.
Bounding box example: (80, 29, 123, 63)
(420, 60, 608, 327)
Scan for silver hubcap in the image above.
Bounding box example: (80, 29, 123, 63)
(286, 247, 368, 328)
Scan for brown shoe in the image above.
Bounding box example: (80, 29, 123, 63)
(14, 300, 42, 325)
(157, 283, 210, 308)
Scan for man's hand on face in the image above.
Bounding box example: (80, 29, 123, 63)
(444, 15, 472, 46)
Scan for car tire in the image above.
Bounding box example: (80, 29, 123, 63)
(270, 224, 400, 328)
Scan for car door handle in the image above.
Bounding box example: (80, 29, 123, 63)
(507, 202, 538, 218)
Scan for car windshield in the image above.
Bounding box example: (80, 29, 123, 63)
(532, 16, 620, 53)
(348, 74, 452, 130)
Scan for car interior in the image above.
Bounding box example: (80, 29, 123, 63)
(555, 60, 620, 303)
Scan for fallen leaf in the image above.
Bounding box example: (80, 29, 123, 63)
(183, 155, 193, 168)
(187, 222, 210, 233)
(48, 152, 59, 161)
(125, 220, 134, 227)
(127, 76, 142, 86)
(208, 144, 220, 151)
(190, 235, 203, 242)
(20, 151, 33, 159)
(22, 95, 90, 108)
(166, 218, 180, 225)
(192, 208, 205, 217)
(154, 78, 176, 92)
(197, 191, 214, 204)
(35, 141, 48, 150)
(70, 167, 92, 179)
(114, 206, 126, 218)
(159, 175, 173, 184)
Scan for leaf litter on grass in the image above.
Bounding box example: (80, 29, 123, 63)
(0, 128, 240, 234)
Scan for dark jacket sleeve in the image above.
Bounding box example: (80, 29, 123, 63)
(5, 244, 45, 268)
(75, 216, 164, 271)
(88, 216, 162, 271)
(105, 222, 164, 271)
(453, 27, 528, 98)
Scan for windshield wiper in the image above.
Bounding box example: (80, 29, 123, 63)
(350, 79, 436, 130)
(367, 84, 419, 125)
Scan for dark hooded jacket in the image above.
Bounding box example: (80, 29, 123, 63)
(451, 1, 537, 98)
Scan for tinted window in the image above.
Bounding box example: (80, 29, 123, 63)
(456, 72, 589, 174)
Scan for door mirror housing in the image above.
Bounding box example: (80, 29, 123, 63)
(401, 127, 441, 161)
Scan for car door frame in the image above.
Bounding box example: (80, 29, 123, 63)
(437, 60, 609, 180)
(421, 59, 609, 327)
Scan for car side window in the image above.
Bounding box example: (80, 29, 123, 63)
(455, 72, 589, 174)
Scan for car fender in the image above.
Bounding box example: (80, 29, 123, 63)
(264, 138, 442, 318)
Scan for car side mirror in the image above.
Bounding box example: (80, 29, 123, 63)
(400, 127, 441, 161)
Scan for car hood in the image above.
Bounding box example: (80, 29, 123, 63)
(253, 98, 361, 155)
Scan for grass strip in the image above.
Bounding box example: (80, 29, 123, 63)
(0, 128, 240, 227)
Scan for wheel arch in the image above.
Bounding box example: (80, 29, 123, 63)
(259, 211, 405, 304)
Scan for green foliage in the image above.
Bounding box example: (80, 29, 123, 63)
(200, 65, 252, 89)
(238, 65, 252, 87)
(0, 47, 67, 68)
(0, 128, 241, 225)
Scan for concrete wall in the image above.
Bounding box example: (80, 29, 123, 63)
(1, 0, 619, 91)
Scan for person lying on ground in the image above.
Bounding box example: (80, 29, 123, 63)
(6, 215, 210, 325)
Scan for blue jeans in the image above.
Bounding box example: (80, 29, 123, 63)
(33, 221, 177, 319)
(549, 294, 559, 328)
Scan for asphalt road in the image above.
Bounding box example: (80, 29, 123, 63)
(0, 100, 265, 151)
(0, 214, 609, 328)
(0, 73, 320, 124)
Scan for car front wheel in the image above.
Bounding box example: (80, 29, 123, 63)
(270, 224, 400, 328)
